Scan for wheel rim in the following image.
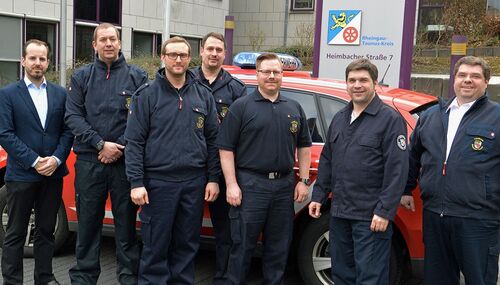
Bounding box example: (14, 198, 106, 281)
(24, 210, 35, 247)
(1, 204, 8, 232)
(312, 230, 334, 284)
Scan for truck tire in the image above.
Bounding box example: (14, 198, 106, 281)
(0, 185, 69, 257)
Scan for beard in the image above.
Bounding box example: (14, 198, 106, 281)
(26, 68, 46, 81)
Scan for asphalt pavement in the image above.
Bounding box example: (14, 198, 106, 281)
(0, 237, 306, 285)
(0, 236, 496, 284)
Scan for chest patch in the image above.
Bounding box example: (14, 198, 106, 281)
(125, 97, 132, 110)
(196, 116, 205, 129)
(471, 137, 484, 151)
(290, 120, 299, 133)
(220, 106, 229, 118)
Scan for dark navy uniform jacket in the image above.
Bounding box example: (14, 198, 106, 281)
(312, 95, 408, 221)
(217, 90, 312, 174)
(191, 67, 247, 122)
(125, 68, 220, 188)
(405, 94, 499, 221)
(65, 53, 148, 160)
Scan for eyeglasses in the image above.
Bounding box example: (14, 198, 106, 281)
(257, 69, 283, 76)
(164, 52, 190, 60)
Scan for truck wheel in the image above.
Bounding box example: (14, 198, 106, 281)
(0, 185, 69, 257)
(297, 214, 404, 285)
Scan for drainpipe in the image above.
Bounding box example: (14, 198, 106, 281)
(59, 0, 67, 87)
(284, 0, 289, 46)
(163, 0, 171, 43)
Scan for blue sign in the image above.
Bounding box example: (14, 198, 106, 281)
(327, 10, 362, 45)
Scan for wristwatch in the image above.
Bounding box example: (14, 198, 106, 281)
(299, 178, 311, 186)
(96, 140, 105, 151)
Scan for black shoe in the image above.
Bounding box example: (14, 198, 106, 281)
(45, 280, 61, 285)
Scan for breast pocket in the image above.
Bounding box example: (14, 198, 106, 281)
(357, 135, 383, 169)
(118, 90, 134, 112)
(358, 136, 382, 148)
(463, 126, 495, 161)
(215, 98, 231, 120)
(287, 115, 301, 135)
(192, 107, 207, 133)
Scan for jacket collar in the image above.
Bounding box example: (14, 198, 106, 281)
(342, 93, 382, 116)
(192, 66, 232, 92)
(251, 89, 287, 102)
(441, 93, 489, 113)
(155, 68, 195, 92)
(94, 52, 126, 70)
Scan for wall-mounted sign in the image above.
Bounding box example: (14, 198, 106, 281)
(313, 0, 417, 89)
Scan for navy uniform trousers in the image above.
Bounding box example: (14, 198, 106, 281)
(329, 217, 393, 285)
(138, 176, 206, 285)
(1, 179, 62, 285)
(423, 210, 499, 285)
(69, 159, 140, 285)
(209, 179, 232, 285)
(226, 170, 295, 285)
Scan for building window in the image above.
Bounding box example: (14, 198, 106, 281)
(75, 0, 121, 25)
(26, 21, 57, 70)
(0, 16, 59, 87)
(487, 0, 500, 16)
(133, 32, 162, 57)
(291, 0, 314, 11)
(418, 3, 445, 33)
(0, 16, 22, 86)
(156, 34, 163, 57)
(0, 62, 20, 87)
(75, 25, 96, 63)
(170, 35, 201, 57)
(185, 37, 201, 58)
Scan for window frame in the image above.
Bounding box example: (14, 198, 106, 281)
(170, 35, 201, 59)
(0, 16, 59, 87)
(74, 0, 122, 26)
(74, 24, 97, 63)
(417, 1, 446, 31)
(316, 94, 348, 133)
(25, 20, 58, 71)
(290, 0, 315, 12)
(132, 31, 163, 58)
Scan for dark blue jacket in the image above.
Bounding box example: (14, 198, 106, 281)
(405, 94, 500, 221)
(190, 67, 247, 121)
(0, 80, 73, 182)
(312, 95, 409, 221)
(125, 69, 220, 188)
(65, 53, 148, 160)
